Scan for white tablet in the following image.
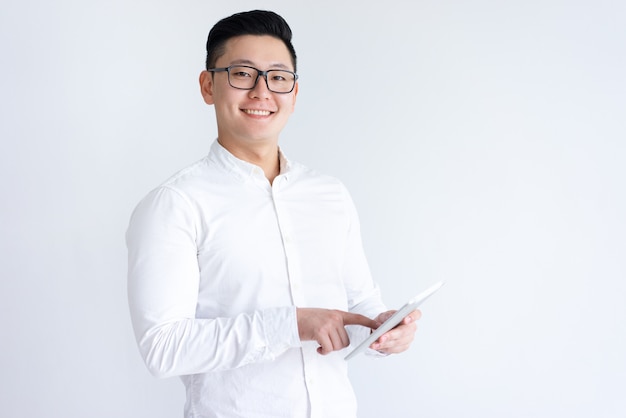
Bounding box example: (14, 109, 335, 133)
(344, 281, 444, 360)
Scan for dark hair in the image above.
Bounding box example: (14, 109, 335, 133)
(205, 10, 297, 72)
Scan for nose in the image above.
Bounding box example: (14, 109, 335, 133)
(249, 74, 271, 99)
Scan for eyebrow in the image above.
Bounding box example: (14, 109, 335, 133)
(228, 59, 292, 71)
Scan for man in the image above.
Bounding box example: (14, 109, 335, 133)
(127, 10, 420, 418)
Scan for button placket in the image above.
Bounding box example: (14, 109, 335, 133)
(271, 187, 302, 306)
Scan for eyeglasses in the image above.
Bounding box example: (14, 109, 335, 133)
(207, 65, 298, 94)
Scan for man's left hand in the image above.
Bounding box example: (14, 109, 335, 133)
(369, 309, 421, 354)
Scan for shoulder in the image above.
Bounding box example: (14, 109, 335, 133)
(130, 157, 213, 218)
(159, 156, 212, 191)
(288, 160, 347, 190)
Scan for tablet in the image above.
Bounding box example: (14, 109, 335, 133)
(344, 281, 444, 360)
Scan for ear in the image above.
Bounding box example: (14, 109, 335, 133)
(199, 71, 215, 105)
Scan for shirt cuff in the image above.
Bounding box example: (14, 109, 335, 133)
(365, 347, 390, 358)
(347, 323, 390, 359)
(262, 306, 302, 356)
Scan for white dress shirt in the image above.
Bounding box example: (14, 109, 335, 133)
(126, 140, 386, 418)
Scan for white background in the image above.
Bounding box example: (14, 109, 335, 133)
(1, 1, 625, 417)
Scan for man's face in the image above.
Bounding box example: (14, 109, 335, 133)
(200, 35, 298, 148)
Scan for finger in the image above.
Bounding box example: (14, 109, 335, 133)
(373, 321, 417, 344)
(317, 334, 333, 355)
(318, 338, 348, 354)
(376, 310, 396, 325)
(371, 322, 417, 351)
(404, 309, 422, 323)
(340, 311, 378, 329)
(388, 322, 418, 341)
(328, 328, 349, 353)
(339, 327, 350, 348)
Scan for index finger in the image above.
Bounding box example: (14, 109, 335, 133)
(340, 311, 378, 329)
(404, 309, 422, 323)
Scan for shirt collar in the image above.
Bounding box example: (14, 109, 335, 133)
(278, 148, 292, 179)
(208, 140, 293, 182)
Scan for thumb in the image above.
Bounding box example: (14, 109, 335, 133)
(375, 310, 396, 326)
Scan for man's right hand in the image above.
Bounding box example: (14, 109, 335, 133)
(296, 308, 378, 355)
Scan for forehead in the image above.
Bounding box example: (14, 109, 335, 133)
(217, 35, 294, 70)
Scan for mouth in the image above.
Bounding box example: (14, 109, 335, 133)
(242, 109, 274, 116)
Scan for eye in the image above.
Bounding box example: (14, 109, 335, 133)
(270, 71, 294, 82)
(231, 70, 253, 78)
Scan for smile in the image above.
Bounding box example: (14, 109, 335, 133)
(242, 109, 273, 116)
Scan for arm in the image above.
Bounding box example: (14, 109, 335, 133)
(338, 185, 421, 355)
(126, 187, 301, 377)
(337, 185, 387, 345)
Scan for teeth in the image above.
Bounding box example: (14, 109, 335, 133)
(243, 109, 271, 116)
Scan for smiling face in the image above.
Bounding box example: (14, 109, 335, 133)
(200, 35, 298, 151)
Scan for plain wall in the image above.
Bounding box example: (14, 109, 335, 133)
(1, 1, 625, 417)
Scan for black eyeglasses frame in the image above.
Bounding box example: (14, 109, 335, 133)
(206, 65, 298, 94)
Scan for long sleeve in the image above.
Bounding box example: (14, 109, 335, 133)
(338, 185, 388, 346)
(126, 186, 301, 378)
